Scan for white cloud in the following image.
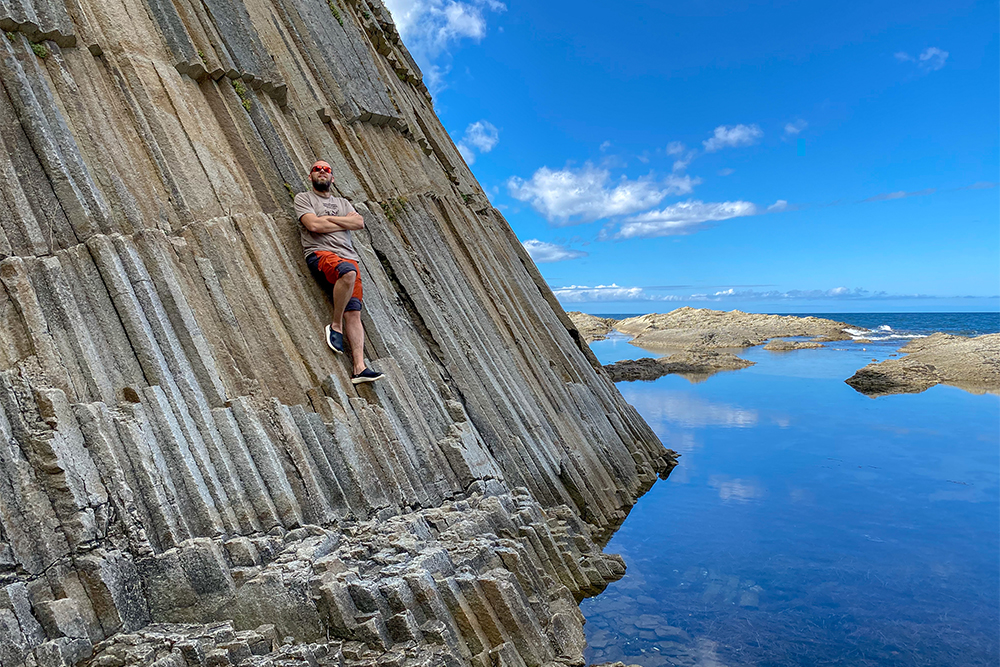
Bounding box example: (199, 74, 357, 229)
(549, 283, 985, 305)
(666, 141, 687, 156)
(709, 287, 880, 299)
(612, 199, 760, 239)
(665, 141, 697, 172)
(522, 239, 587, 263)
(718, 168, 735, 176)
(664, 173, 700, 195)
(507, 164, 670, 224)
(919, 47, 948, 71)
(599, 140, 612, 152)
(863, 188, 935, 203)
(551, 284, 655, 302)
(457, 142, 475, 164)
(383, 0, 506, 92)
(703, 124, 763, 152)
(463, 120, 498, 152)
(457, 120, 498, 164)
(895, 47, 948, 72)
(784, 119, 807, 136)
(767, 200, 788, 212)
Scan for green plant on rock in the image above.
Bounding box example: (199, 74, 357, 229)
(283, 182, 294, 199)
(30, 42, 48, 58)
(461, 193, 473, 204)
(380, 198, 406, 222)
(327, 0, 344, 26)
(5, 32, 16, 43)
(361, 10, 371, 19)
(232, 79, 252, 112)
(197, 49, 206, 61)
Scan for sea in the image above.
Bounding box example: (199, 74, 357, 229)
(580, 312, 1000, 667)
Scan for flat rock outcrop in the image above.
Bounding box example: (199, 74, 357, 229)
(616, 308, 852, 350)
(567, 312, 616, 343)
(846, 333, 1000, 397)
(763, 339, 824, 352)
(0, 3, 674, 666)
(604, 352, 754, 383)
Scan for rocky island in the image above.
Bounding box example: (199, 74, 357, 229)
(604, 352, 754, 383)
(0, 2, 675, 666)
(569, 308, 852, 381)
(846, 333, 1000, 396)
(613, 308, 853, 350)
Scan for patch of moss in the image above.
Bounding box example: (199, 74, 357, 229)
(197, 49, 206, 61)
(461, 193, 473, 204)
(5, 32, 16, 43)
(283, 182, 294, 199)
(30, 42, 48, 59)
(327, 0, 344, 26)
(380, 198, 406, 222)
(231, 79, 252, 112)
(361, 10, 371, 19)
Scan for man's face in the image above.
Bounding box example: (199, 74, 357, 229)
(310, 161, 333, 192)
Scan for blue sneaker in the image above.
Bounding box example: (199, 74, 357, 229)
(325, 325, 344, 354)
(351, 367, 385, 384)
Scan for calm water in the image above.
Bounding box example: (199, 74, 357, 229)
(582, 313, 1000, 667)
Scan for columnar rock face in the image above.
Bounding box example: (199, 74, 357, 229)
(0, 1, 673, 665)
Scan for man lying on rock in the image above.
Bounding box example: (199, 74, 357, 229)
(294, 160, 384, 384)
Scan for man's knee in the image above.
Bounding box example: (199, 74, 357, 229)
(336, 262, 357, 280)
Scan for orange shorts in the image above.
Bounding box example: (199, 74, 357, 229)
(308, 251, 363, 311)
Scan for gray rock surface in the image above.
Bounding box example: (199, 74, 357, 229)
(604, 353, 755, 383)
(0, 3, 675, 666)
(566, 312, 615, 343)
(615, 308, 852, 350)
(762, 339, 824, 352)
(846, 333, 1000, 397)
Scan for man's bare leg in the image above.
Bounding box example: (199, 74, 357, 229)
(330, 271, 356, 333)
(344, 310, 366, 374)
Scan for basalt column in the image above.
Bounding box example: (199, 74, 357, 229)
(0, 0, 675, 665)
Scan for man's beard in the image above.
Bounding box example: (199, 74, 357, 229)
(312, 178, 331, 192)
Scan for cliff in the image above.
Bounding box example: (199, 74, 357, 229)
(0, 1, 674, 665)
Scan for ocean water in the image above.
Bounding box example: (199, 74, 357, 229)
(581, 313, 1000, 667)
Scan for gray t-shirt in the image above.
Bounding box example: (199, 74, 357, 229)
(294, 191, 360, 261)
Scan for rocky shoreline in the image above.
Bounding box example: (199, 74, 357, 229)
(570, 308, 849, 382)
(846, 332, 1000, 397)
(570, 309, 999, 396)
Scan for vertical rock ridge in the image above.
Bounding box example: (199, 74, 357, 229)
(0, 0, 676, 664)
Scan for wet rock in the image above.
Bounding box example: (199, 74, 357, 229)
(846, 333, 1000, 396)
(604, 352, 754, 383)
(763, 339, 824, 351)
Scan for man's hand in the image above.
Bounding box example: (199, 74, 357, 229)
(301, 211, 364, 233)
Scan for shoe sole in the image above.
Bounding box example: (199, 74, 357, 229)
(325, 325, 343, 354)
(352, 375, 384, 385)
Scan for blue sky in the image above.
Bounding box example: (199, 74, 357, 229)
(383, 0, 999, 313)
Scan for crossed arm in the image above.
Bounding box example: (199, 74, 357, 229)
(300, 211, 365, 233)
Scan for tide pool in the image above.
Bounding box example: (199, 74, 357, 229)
(582, 331, 1000, 666)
